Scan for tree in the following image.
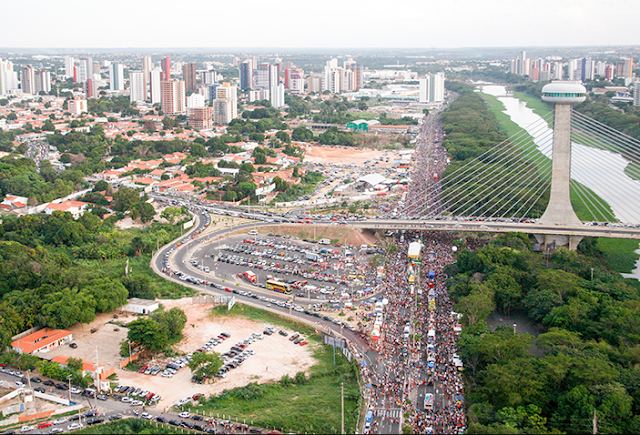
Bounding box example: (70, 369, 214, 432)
(152, 307, 187, 342)
(254, 153, 267, 164)
(190, 142, 208, 158)
(187, 351, 224, 381)
(6, 112, 17, 121)
(112, 188, 139, 212)
(224, 190, 237, 202)
(127, 318, 169, 353)
(85, 278, 128, 313)
(275, 131, 290, 143)
(160, 206, 185, 224)
(457, 290, 495, 327)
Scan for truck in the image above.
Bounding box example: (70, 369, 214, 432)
(318, 238, 331, 245)
(305, 251, 322, 262)
(408, 274, 415, 285)
(424, 393, 434, 410)
(244, 271, 257, 283)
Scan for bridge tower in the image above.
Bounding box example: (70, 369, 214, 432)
(537, 81, 587, 250)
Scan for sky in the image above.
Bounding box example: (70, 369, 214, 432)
(3, 0, 639, 49)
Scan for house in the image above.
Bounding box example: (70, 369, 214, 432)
(11, 328, 73, 354)
(44, 200, 90, 219)
(51, 355, 112, 385)
(0, 195, 28, 211)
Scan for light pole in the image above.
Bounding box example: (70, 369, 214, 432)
(513, 323, 517, 334)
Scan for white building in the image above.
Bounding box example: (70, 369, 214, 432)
(120, 298, 160, 315)
(68, 98, 88, 115)
(64, 55, 75, 78)
(149, 69, 162, 104)
(271, 83, 285, 108)
(634, 81, 640, 107)
(419, 72, 445, 103)
(109, 62, 124, 91)
(34, 70, 51, 94)
(129, 71, 146, 103)
(186, 93, 205, 108)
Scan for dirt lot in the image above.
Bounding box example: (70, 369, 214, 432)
(304, 145, 386, 166)
(38, 312, 129, 375)
(115, 299, 317, 410)
(223, 224, 378, 247)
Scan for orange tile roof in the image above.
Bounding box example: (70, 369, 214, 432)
(51, 355, 103, 372)
(11, 328, 72, 354)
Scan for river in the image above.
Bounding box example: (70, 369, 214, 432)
(478, 84, 640, 278)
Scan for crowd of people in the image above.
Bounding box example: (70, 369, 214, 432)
(358, 104, 466, 434)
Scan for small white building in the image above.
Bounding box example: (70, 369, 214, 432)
(120, 298, 160, 315)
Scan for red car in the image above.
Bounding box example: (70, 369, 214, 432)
(224, 287, 232, 292)
(139, 366, 148, 373)
(37, 422, 52, 429)
(192, 393, 204, 401)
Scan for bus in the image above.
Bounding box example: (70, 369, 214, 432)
(265, 280, 292, 294)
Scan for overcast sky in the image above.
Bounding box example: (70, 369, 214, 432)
(3, 0, 639, 49)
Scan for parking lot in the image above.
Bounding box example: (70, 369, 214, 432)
(185, 233, 379, 302)
(115, 299, 317, 409)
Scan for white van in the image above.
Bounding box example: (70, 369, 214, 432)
(248, 229, 259, 235)
(318, 238, 331, 245)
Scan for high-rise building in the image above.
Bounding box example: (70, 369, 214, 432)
(34, 69, 51, 94)
(186, 93, 205, 108)
(553, 62, 563, 80)
(162, 56, 171, 81)
(634, 81, 640, 107)
(129, 71, 146, 103)
(204, 70, 217, 86)
(239, 60, 253, 90)
(248, 88, 270, 102)
(64, 56, 75, 78)
(77, 57, 92, 83)
(160, 79, 186, 116)
(306, 75, 322, 93)
(419, 73, 445, 103)
(271, 83, 285, 108)
(255, 63, 271, 89)
(149, 69, 162, 104)
(519, 51, 527, 76)
(20, 65, 35, 95)
(68, 98, 88, 115)
(109, 62, 124, 91)
(212, 98, 236, 125)
(215, 83, 237, 101)
(285, 68, 304, 94)
(142, 55, 152, 99)
(187, 106, 213, 130)
(85, 78, 97, 98)
(182, 63, 197, 92)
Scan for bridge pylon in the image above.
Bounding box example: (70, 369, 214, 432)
(536, 81, 587, 251)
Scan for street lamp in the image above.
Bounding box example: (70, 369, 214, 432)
(513, 323, 517, 334)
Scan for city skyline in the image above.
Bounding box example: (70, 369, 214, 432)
(2, 0, 640, 50)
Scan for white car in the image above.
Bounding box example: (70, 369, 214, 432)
(67, 423, 82, 430)
(141, 412, 153, 420)
(121, 396, 132, 403)
(178, 411, 191, 418)
(52, 418, 67, 425)
(70, 387, 82, 394)
(130, 400, 144, 406)
(20, 426, 34, 433)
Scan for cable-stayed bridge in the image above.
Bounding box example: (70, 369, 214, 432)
(355, 82, 640, 250)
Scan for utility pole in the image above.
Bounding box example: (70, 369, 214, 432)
(593, 410, 598, 435)
(341, 382, 345, 435)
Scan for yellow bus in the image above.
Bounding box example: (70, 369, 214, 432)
(265, 280, 292, 295)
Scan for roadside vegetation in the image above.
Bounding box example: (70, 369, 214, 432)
(0, 211, 193, 350)
(75, 418, 192, 434)
(447, 233, 640, 434)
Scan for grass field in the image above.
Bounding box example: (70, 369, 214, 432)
(597, 238, 640, 273)
(197, 304, 360, 434)
(625, 162, 640, 181)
